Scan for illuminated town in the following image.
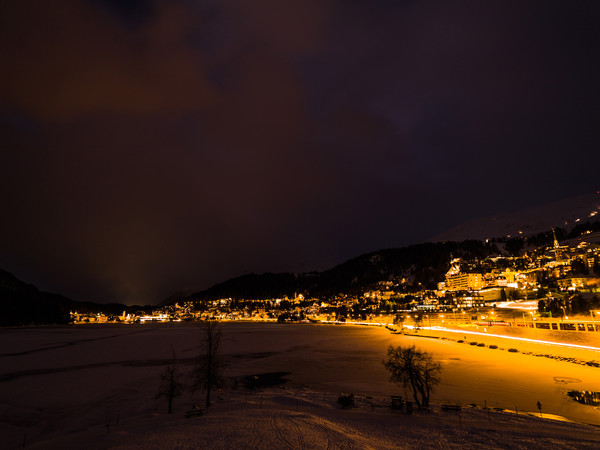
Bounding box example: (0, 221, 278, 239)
(72, 229, 600, 333)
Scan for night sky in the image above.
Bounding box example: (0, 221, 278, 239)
(2, 0, 600, 305)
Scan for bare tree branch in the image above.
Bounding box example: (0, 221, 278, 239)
(383, 345, 442, 409)
(190, 320, 226, 408)
(156, 346, 183, 414)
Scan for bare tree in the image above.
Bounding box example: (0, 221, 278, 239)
(191, 320, 226, 408)
(156, 347, 183, 414)
(383, 345, 441, 409)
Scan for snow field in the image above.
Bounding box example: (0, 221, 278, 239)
(1, 322, 599, 448)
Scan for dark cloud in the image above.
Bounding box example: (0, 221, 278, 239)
(0, 1, 217, 119)
(1, 0, 599, 303)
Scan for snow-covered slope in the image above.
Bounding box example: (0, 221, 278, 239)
(429, 192, 600, 242)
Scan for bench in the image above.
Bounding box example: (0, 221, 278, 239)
(441, 404, 461, 412)
(391, 396, 404, 411)
(370, 402, 388, 412)
(185, 408, 204, 418)
(370, 396, 408, 413)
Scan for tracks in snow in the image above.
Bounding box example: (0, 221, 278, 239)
(270, 410, 305, 449)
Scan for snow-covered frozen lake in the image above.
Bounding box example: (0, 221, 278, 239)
(1, 322, 599, 448)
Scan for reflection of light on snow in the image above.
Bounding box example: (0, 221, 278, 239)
(496, 301, 538, 311)
(521, 412, 574, 423)
(422, 326, 600, 351)
(320, 320, 391, 327)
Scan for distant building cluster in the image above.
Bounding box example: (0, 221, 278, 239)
(71, 235, 600, 328)
(434, 237, 600, 308)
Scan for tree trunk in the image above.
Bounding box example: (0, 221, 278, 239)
(424, 385, 431, 407)
(411, 384, 421, 409)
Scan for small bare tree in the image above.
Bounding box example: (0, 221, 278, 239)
(191, 320, 226, 408)
(383, 345, 441, 409)
(156, 347, 183, 414)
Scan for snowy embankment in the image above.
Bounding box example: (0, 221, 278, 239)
(33, 388, 600, 450)
(1, 323, 599, 449)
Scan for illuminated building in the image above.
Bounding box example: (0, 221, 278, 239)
(445, 273, 485, 291)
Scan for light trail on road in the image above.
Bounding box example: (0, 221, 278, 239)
(311, 320, 600, 352)
(494, 300, 539, 311)
(417, 326, 600, 352)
